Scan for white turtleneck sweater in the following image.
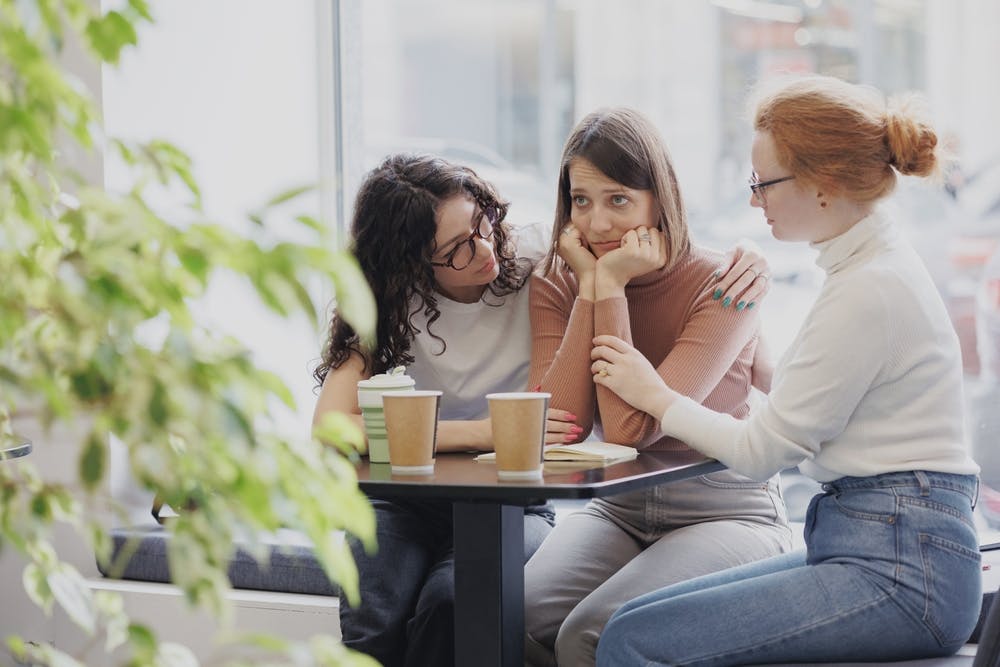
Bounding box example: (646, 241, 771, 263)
(660, 210, 980, 482)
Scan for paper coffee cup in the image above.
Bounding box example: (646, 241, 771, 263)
(487, 392, 550, 480)
(357, 368, 416, 463)
(384, 390, 442, 475)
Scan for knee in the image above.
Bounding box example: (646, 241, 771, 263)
(553, 603, 603, 667)
(412, 575, 453, 623)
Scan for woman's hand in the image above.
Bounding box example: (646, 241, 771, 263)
(558, 223, 598, 278)
(595, 227, 667, 298)
(710, 238, 771, 310)
(545, 408, 583, 445)
(591, 335, 676, 418)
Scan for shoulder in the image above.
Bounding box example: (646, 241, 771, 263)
(510, 220, 554, 265)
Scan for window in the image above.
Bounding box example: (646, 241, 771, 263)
(338, 0, 1000, 539)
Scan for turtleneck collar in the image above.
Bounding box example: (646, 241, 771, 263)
(810, 209, 895, 276)
(626, 245, 692, 289)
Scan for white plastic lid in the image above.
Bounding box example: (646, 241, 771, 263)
(357, 366, 415, 390)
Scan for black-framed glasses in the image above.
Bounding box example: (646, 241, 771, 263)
(430, 209, 497, 270)
(749, 173, 795, 205)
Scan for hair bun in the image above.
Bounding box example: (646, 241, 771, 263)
(885, 94, 938, 177)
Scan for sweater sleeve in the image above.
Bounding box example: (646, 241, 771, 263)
(595, 288, 761, 447)
(528, 271, 597, 437)
(659, 276, 889, 480)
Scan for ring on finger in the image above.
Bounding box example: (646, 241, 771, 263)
(562, 227, 573, 235)
(746, 267, 760, 278)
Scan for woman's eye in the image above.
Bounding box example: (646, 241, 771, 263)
(572, 196, 588, 207)
(611, 195, 628, 206)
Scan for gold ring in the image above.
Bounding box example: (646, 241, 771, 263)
(598, 368, 608, 377)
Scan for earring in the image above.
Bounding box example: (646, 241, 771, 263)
(817, 192, 827, 208)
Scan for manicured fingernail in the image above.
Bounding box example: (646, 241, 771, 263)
(571, 426, 583, 434)
(531, 384, 542, 392)
(564, 434, 576, 443)
(736, 301, 746, 311)
(747, 302, 755, 309)
(722, 296, 732, 308)
(712, 288, 723, 300)
(566, 413, 577, 421)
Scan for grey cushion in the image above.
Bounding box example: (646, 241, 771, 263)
(97, 526, 339, 597)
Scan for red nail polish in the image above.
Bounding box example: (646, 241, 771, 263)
(531, 384, 542, 392)
(563, 434, 576, 443)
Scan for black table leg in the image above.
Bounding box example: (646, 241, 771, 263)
(453, 502, 524, 667)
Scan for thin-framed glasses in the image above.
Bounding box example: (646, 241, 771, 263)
(430, 208, 498, 270)
(749, 173, 795, 205)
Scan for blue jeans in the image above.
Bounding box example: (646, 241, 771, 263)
(596, 471, 981, 666)
(339, 497, 554, 667)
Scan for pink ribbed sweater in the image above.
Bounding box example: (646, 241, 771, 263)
(528, 245, 767, 451)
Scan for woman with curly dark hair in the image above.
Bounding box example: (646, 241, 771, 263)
(312, 153, 562, 667)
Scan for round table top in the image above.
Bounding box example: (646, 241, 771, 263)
(0, 439, 32, 461)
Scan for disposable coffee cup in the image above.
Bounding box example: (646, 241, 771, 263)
(384, 390, 442, 475)
(487, 392, 550, 480)
(357, 367, 416, 463)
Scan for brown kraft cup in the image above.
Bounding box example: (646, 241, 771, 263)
(383, 390, 442, 474)
(487, 392, 550, 480)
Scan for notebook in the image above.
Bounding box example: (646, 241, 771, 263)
(474, 441, 638, 464)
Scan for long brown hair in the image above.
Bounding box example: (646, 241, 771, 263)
(542, 107, 690, 275)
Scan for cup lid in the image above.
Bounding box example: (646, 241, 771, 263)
(358, 366, 415, 389)
(486, 392, 551, 400)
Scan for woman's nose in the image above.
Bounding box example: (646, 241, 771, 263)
(588, 208, 613, 232)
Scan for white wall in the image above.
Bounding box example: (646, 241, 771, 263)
(102, 1, 329, 439)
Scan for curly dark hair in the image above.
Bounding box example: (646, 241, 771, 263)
(313, 153, 531, 387)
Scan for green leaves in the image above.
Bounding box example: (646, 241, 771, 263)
(79, 432, 105, 491)
(2, 1, 379, 665)
(84, 10, 139, 64)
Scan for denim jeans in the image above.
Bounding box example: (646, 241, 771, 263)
(339, 497, 554, 667)
(525, 469, 791, 667)
(596, 471, 981, 667)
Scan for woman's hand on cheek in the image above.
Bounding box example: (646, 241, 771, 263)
(711, 238, 771, 311)
(596, 227, 667, 289)
(591, 334, 675, 418)
(558, 224, 598, 278)
(545, 408, 584, 445)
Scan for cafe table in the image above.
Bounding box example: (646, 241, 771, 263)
(355, 449, 724, 667)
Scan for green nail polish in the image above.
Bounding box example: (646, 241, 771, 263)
(747, 302, 755, 309)
(713, 288, 723, 300)
(736, 301, 746, 311)
(722, 296, 732, 308)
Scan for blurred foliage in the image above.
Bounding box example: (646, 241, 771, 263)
(1, 0, 377, 665)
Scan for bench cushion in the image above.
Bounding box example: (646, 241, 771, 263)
(97, 526, 339, 597)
